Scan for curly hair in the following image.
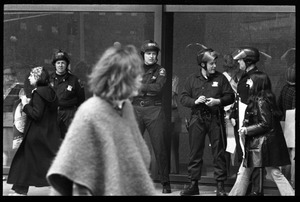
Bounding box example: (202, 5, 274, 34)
(88, 45, 143, 102)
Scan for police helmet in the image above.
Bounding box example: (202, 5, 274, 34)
(232, 47, 259, 64)
(52, 50, 70, 66)
(140, 40, 160, 56)
(197, 48, 218, 66)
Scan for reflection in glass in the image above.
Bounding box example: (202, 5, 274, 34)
(173, 12, 295, 177)
(3, 10, 154, 172)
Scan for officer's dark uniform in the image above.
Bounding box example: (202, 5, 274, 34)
(50, 71, 85, 139)
(237, 66, 260, 104)
(132, 62, 169, 184)
(180, 71, 234, 183)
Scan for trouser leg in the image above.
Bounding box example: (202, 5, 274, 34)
(170, 109, 181, 174)
(58, 120, 68, 139)
(58, 109, 75, 139)
(170, 122, 180, 174)
(209, 116, 227, 182)
(146, 107, 170, 183)
(187, 116, 206, 180)
(290, 148, 295, 187)
(265, 167, 295, 196)
(259, 167, 264, 195)
(228, 162, 253, 195)
(249, 167, 262, 194)
(209, 116, 228, 196)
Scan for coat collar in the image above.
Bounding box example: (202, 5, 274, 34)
(143, 63, 158, 74)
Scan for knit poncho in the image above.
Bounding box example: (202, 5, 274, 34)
(47, 97, 156, 195)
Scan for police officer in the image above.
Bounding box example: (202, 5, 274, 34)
(180, 48, 234, 196)
(50, 50, 85, 139)
(231, 47, 261, 104)
(230, 47, 265, 196)
(132, 40, 171, 194)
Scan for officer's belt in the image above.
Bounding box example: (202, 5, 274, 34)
(132, 99, 162, 107)
(58, 106, 77, 111)
(192, 107, 218, 116)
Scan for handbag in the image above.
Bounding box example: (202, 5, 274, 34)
(12, 100, 27, 149)
(12, 135, 23, 150)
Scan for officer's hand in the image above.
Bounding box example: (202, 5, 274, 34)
(230, 118, 236, 126)
(195, 95, 206, 105)
(205, 97, 221, 107)
(238, 127, 247, 136)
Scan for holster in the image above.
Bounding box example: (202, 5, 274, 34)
(185, 117, 190, 131)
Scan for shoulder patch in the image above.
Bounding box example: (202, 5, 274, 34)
(159, 68, 166, 76)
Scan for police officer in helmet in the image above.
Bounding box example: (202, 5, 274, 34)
(232, 47, 260, 104)
(132, 40, 171, 194)
(230, 47, 266, 196)
(50, 50, 85, 139)
(180, 48, 234, 196)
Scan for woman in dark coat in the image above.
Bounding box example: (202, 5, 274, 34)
(229, 71, 294, 196)
(7, 66, 61, 196)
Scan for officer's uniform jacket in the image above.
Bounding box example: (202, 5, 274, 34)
(50, 71, 85, 108)
(229, 66, 261, 122)
(133, 63, 166, 106)
(180, 70, 234, 113)
(237, 66, 260, 104)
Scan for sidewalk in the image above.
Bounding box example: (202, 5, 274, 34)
(2, 175, 280, 196)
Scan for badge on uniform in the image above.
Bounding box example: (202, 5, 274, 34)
(212, 81, 218, 87)
(67, 85, 73, 91)
(159, 68, 166, 76)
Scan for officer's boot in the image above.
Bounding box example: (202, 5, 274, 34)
(162, 181, 171, 194)
(216, 181, 227, 196)
(180, 180, 199, 196)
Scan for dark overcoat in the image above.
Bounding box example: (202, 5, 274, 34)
(7, 86, 61, 187)
(243, 97, 291, 168)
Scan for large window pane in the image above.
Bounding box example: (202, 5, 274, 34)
(173, 12, 295, 177)
(3, 10, 154, 172)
